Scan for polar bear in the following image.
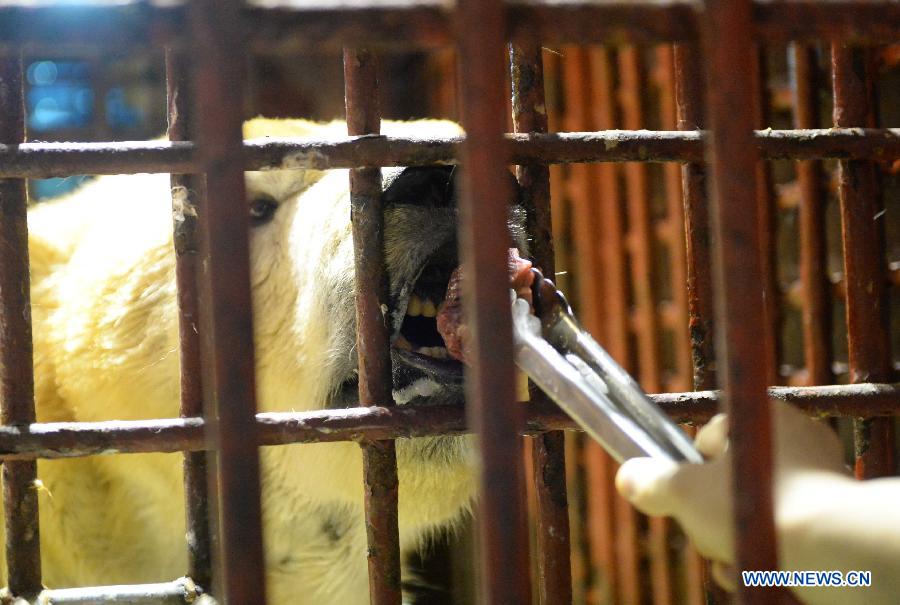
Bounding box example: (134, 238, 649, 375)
(10, 118, 528, 604)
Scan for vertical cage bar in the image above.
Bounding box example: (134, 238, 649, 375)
(751, 49, 781, 385)
(673, 44, 716, 392)
(187, 1, 268, 602)
(343, 48, 402, 605)
(165, 47, 213, 591)
(673, 41, 722, 605)
(456, 0, 532, 602)
(0, 50, 42, 600)
(702, 1, 780, 600)
(831, 45, 895, 479)
(545, 50, 590, 603)
(656, 43, 705, 605)
(618, 45, 674, 605)
(791, 44, 833, 387)
(654, 45, 692, 394)
(510, 42, 572, 605)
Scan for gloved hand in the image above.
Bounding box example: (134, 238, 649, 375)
(615, 402, 849, 589)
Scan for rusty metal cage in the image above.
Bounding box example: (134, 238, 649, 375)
(0, 1, 898, 604)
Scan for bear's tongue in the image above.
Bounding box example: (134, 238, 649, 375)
(436, 248, 535, 364)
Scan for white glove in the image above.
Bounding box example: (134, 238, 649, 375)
(616, 404, 900, 604)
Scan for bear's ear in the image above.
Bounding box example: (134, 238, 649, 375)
(382, 166, 456, 208)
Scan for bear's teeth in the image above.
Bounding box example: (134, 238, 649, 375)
(407, 295, 422, 316)
(415, 346, 448, 359)
(421, 299, 437, 318)
(395, 335, 413, 350)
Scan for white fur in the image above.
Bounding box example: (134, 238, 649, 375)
(12, 118, 475, 604)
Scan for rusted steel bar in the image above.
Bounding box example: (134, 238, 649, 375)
(187, 1, 267, 602)
(702, 0, 780, 599)
(831, 45, 896, 480)
(751, 49, 780, 385)
(510, 42, 572, 605)
(0, 384, 897, 461)
(255, 127, 900, 163)
(831, 265, 900, 298)
(3, 128, 898, 178)
(343, 48, 402, 605)
(456, 0, 532, 602)
(166, 47, 212, 592)
(655, 42, 704, 605)
(618, 45, 674, 605)
(543, 50, 588, 603)
(0, 140, 193, 177)
(511, 46, 555, 276)
(655, 45, 692, 395)
(2, 1, 899, 50)
(31, 578, 205, 605)
(673, 41, 716, 605)
(752, 1, 900, 44)
(791, 43, 834, 386)
(0, 50, 42, 600)
(242, 2, 452, 53)
(507, 0, 697, 45)
(519, 0, 900, 45)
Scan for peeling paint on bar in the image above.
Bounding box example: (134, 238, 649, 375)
(0, 384, 896, 461)
(0, 50, 42, 601)
(30, 577, 206, 605)
(510, 41, 572, 605)
(165, 46, 213, 592)
(0, 128, 897, 177)
(343, 47, 402, 605)
(831, 45, 896, 480)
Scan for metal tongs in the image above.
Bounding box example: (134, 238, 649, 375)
(513, 269, 703, 464)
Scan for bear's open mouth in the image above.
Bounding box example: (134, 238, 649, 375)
(392, 241, 462, 377)
(392, 245, 534, 382)
(394, 271, 454, 360)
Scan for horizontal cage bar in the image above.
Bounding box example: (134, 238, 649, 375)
(17, 577, 205, 605)
(0, 128, 897, 178)
(0, 1, 898, 51)
(0, 383, 896, 461)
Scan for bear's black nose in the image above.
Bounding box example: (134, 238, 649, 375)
(382, 165, 524, 211)
(382, 166, 457, 209)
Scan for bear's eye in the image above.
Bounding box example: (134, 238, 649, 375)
(249, 195, 279, 226)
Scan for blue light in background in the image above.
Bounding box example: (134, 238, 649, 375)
(26, 60, 94, 132)
(26, 57, 153, 199)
